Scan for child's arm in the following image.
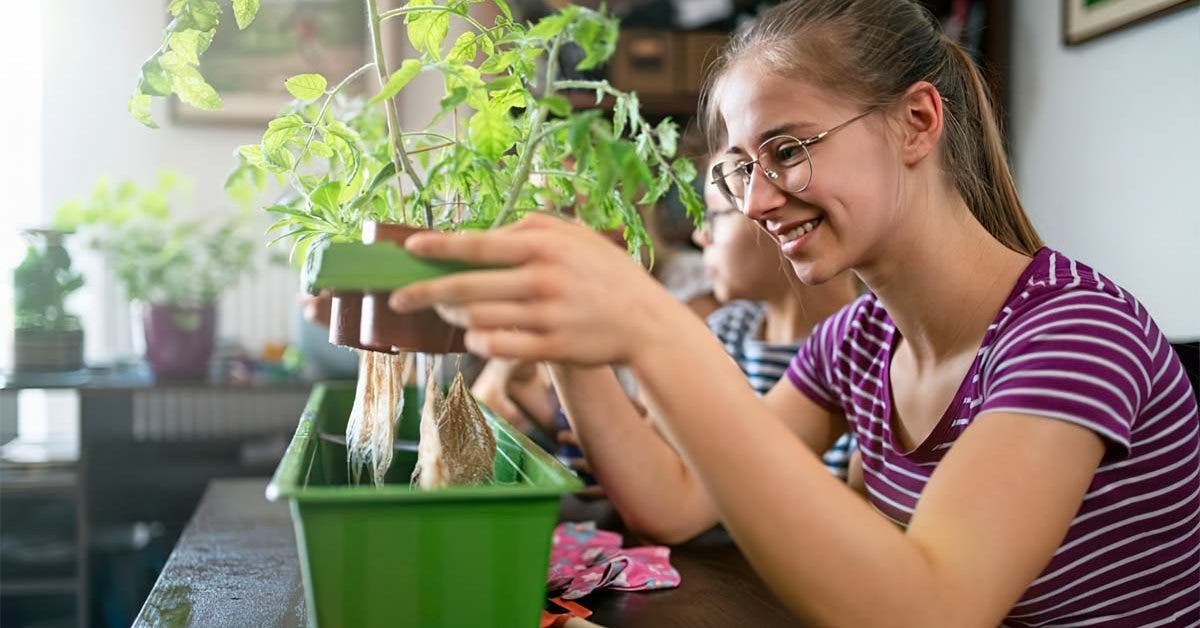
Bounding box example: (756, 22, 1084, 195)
(548, 362, 847, 543)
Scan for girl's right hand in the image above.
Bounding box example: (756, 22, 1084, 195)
(388, 214, 686, 366)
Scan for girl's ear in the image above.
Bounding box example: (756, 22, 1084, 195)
(896, 81, 945, 167)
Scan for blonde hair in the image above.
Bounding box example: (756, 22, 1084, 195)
(700, 0, 1042, 255)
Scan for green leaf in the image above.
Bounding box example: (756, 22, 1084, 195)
(263, 114, 305, 153)
(232, 0, 260, 30)
(310, 181, 343, 216)
(238, 144, 265, 165)
(613, 95, 628, 137)
(406, 3, 450, 59)
(448, 32, 477, 64)
(468, 104, 518, 161)
(626, 92, 641, 136)
(308, 140, 334, 159)
(172, 0, 220, 31)
(529, 10, 572, 40)
(571, 12, 618, 71)
(167, 29, 212, 65)
(640, 174, 671, 205)
(479, 50, 516, 74)
(137, 56, 173, 97)
(284, 73, 327, 101)
(484, 74, 519, 92)
(128, 93, 158, 128)
(159, 51, 222, 109)
(541, 95, 571, 117)
(493, 0, 512, 21)
(656, 119, 679, 158)
(671, 157, 697, 183)
(368, 59, 422, 105)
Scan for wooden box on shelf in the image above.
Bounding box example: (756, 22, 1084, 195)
(610, 29, 679, 96)
(681, 32, 729, 93)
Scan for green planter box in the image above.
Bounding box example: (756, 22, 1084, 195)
(267, 383, 581, 627)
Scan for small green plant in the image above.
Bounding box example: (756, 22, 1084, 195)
(131, 0, 703, 265)
(54, 172, 255, 306)
(13, 231, 84, 332)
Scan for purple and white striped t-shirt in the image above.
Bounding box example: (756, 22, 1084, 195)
(787, 248, 1200, 627)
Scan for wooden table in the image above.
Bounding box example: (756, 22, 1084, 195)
(135, 479, 797, 627)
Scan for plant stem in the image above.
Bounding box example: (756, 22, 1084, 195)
(492, 35, 563, 228)
(377, 6, 495, 43)
(366, 0, 432, 227)
(554, 79, 689, 206)
(291, 62, 376, 177)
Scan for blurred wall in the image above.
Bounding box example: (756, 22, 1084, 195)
(1010, 1, 1199, 339)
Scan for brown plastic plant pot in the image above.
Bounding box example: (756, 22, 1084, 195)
(328, 292, 372, 351)
(358, 221, 468, 354)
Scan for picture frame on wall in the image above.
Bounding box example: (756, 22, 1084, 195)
(1063, 0, 1198, 45)
(170, 0, 368, 126)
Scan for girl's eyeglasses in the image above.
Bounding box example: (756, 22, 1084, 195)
(710, 110, 875, 208)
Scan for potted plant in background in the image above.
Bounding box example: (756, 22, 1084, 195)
(54, 172, 255, 380)
(11, 229, 85, 375)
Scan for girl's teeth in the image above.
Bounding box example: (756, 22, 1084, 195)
(784, 219, 820, 241)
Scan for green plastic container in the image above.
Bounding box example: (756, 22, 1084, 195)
(267, 382, 582, 627)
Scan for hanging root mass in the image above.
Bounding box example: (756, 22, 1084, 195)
(345, 350, 408, 487)
(345, 351, 495, 489)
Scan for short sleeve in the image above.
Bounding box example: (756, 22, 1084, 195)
(978, 290, 1154, 460)
(786, 298, 864, 414)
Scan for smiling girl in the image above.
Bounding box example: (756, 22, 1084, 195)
(388, 1, 1200, 624)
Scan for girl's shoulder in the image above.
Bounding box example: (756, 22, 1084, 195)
(991, 248, 1151, 343)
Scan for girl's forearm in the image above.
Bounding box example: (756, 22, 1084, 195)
(548, 363, 720, 543)
(628, 310, 944, 625)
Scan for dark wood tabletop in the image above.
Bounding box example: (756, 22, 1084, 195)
(134, 479, 798, 627)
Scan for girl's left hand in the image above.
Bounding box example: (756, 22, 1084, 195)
(388, 214, 683, 366)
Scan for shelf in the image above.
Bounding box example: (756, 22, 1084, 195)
(0, 464, 78, 495)
(0, 577, 78, 596)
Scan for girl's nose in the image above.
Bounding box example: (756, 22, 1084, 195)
(741, 167, 787, 223)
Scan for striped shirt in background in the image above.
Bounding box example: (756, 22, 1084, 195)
(708, 300, 856, 479)
(787, 248, 1200, 626)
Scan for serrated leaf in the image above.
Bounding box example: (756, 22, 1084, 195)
(479, 50, 516, 74)
(448, 32, 477, 64)
(368, 59, 422, 105)
(233, 0, 260, 29)
(263, 114, 305, 152)
(627, 92, 640, 136)
(238, 144, 265, 165)
(529, 11, 571, 40)
(468, 104, 518, 161)
(639, 174, 671, 205)
(137, 56, 173, 97)
(339, 167, 366, 203)
(172, 0, 220, 31)
(493, 0, 512, 21)
(284, 73, 327, 101)
(128, 93, 158, 128)
(656, 119, 679, 158)
(172, 70, 222, 110)
(310, 181, 342, 216)
(308, 140, 334, 158)
(168, 29, 209, 65)
(613, 95, 628, 137)
(406, 6, 450, 59)
(671, 157, 697, 183)
(541, 95, 571, 117)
